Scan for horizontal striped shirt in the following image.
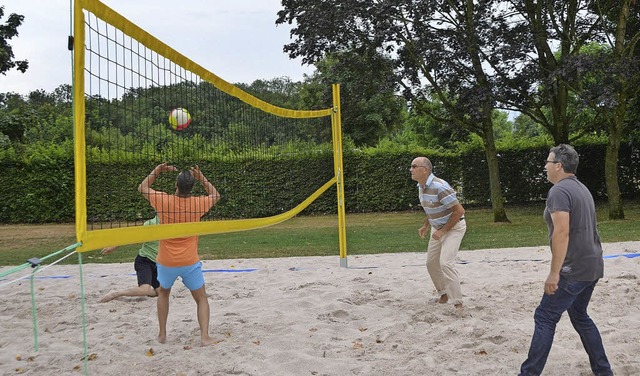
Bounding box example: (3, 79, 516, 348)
(418, 174, 460, 229)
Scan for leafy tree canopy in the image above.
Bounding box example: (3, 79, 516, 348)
(302, 50, 407, 146)
(0, 6, 28, 75)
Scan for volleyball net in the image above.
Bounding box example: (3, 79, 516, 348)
(72, 0, 347, 264)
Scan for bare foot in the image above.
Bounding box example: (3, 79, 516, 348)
(99, 292, 118, 303)
(454, 303, 466, 317)
(200, 337, 222, 347)
(437, 294, 449, 304)
(157, 335, 167, 344)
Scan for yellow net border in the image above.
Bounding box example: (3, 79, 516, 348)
(72, 0, 347, 262)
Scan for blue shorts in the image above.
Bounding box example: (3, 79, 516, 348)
(157, 261, 205, 291)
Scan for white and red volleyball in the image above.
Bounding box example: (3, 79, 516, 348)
(169, 108, 192, 131)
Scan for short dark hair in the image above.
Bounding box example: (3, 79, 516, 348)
(550, 144, 579, 174)
(176, 170, 195, 196)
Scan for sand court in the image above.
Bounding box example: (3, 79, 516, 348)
(1, 242, 639, 375)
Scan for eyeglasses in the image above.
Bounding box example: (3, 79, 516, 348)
(545, 160, 560, 164)
(410, 164, 428, 169)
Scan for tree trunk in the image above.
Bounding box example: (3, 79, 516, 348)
(463, 0, 509, 223)
(481, 119, 510, 223)
(523, 0, 573, 145)
(605, 122, 625, 219)
(603, 0, 631, 220)
(549, 85, 570, 144)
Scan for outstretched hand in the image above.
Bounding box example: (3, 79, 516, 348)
(101, 246, 118, 255)
(155, 162, 177, 174)
(139, 162, 177, 196)
(190, 165, 206, 182)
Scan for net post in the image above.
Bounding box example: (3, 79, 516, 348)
(29, 263, 41, 352)
(332, 84, 348, 268)
(73, 0, 88, 252)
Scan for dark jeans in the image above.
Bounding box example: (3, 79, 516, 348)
(519, 278, 613, 376)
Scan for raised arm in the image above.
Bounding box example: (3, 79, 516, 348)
(138, 163, 177, 199)
(190, 165, 221, 204)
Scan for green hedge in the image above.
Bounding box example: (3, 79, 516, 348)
(1, 141, 638, 223)
(0, 159, 75, 222)
(455, 142, 640, 204)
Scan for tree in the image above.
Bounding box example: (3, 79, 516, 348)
(513, 113, 550, 139)
(573, 0, 640, 219)
(0, 6, 28, 75)
(0, 92, 28, 142)
(277, 0, 511, 222)
(236, 76, 304, 109)
(301, 51, 407, 146)
(495, 1, 604, 144)
(491, 111, 514, 141)
(401, 101, 472, 150)
(0, 86, 74, 144)
(493, 0, 639, 221)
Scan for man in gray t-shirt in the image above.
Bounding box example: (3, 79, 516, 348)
(520, 144, 612, 376)
(544, 175, 604, 281)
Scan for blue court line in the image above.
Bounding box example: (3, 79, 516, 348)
(111, 269, 260, 276)
(401, 253, 640, 268)
(203, 268, 258, 273)
(480, 259, 545, 263)
(288, 267, 312, 271)
(399, 260, 540, 267)
(34, 275, 72, 279)
(0, 275, 73, 281)
(400, 263, 479, 267)
(3, 254, 637, 281)
(0, 275, 73, 283)
(0, 270, 258, 283)
(603, 253, 640, 259)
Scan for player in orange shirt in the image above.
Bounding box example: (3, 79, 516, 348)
(138, 162, 221, 346)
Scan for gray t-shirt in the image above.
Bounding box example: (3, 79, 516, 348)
(543, 176, 604, 281)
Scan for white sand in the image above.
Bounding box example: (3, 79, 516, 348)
(1, 242, 639, 376)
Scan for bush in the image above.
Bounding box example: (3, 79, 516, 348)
(1, 140, 638, 223)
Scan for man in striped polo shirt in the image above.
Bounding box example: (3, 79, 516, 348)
(410, 157, 467, 311)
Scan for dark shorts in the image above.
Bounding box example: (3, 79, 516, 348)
(134, 255, 160, 289)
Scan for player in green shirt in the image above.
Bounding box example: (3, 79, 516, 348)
(100, 216, 161, 303)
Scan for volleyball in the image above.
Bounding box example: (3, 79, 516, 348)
(169, 108, 191, 131)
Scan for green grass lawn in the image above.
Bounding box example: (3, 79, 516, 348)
(1, 200, 639, 266)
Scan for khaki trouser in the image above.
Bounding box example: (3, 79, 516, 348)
(426, 219, 467, 305)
